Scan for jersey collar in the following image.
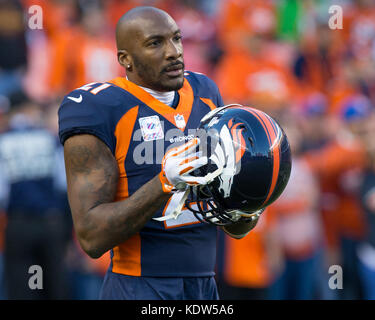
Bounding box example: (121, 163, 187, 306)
(108, 76, 194, 132)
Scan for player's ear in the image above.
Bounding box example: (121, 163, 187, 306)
(117, 49, 132, 71)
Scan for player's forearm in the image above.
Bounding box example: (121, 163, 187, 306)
(77, 175, 170, 258)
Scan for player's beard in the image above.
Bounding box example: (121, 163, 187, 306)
(132, 55, 184, 92)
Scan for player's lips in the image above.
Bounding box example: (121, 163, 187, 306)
(163, 62, 184, 77)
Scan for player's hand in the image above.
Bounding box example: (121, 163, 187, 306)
(159, 138, 208, 193)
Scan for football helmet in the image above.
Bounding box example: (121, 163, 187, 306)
(185, 104, 292, 226)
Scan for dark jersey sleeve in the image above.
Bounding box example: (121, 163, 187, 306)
(206, 76, 224, 108)
(186, 71, 224, 108)
(58, 89, 116, 154)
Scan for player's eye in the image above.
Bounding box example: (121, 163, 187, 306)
(174, 35, 182, 42)
(148, 39, 162, 47)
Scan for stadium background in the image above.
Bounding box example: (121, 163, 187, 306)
(1, 0, 375, 299)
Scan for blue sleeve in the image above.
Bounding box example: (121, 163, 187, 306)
(205, 75, 224, 108)
(186, 71, 224, 108)
(58, 90, 116, 154)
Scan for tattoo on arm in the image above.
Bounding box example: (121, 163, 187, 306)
(64, 134, 169, 257)
(64, 135, 119, 247)
(65, 136, 118, 207)
(66, 145, 92, 175)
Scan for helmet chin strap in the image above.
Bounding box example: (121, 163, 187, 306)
(229, 209, 264, 222)
(153, 188, 190, 222)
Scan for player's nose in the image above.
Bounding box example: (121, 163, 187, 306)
(165, 39, 182, 60)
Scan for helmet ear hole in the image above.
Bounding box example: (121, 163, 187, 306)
(248, 137, 254, 147)
(199, 185, 211, 198)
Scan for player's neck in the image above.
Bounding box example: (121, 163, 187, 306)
(126, 76, 175, 107)
(139, 86, 175, 107)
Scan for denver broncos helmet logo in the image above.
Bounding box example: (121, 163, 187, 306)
(227, 118, 247, 164)
(210, 118, 248, 198)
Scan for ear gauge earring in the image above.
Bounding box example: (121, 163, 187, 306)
(127, 64, 131, 70)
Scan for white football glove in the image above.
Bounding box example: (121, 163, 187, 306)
(159, 138, 209, 193)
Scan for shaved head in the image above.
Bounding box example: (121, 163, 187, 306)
(115, 6, 184, 92)
(116, 6, 174, 51)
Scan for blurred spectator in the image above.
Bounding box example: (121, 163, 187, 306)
(21, 0, 80, 101)
(0, 0, 27, 107)
(305, 96, 370, 299)
(292, 1, 339, 94)
(298, 91, 332, 152)
(216, 0, 277, 52)
(214, 35, 298, 115)
(216, 210, 282, 300)
(47, 1, 122, 96)
(0, 99, 71, 299)
(169, 0, 222, 77)
(215, 0, 300, 115)
(357, 108, 375, 300)
(268, 111, 325, 300)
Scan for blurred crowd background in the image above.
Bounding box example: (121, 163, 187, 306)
(0, 0, 375, 300)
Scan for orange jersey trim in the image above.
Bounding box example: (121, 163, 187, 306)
(200, 98, 217, 111)
(112, 234, 142, 276)
(112, 105, 142, 276)
(113, 106, 139, 200)
(108, 77, 194, 132)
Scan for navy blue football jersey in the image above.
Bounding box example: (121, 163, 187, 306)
(58, 72, 224, 277)
(0, 126, 67, 216)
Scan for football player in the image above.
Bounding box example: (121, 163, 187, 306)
(58, 6, 290, 300)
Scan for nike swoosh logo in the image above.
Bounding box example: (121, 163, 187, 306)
(67, 95, 83, 103)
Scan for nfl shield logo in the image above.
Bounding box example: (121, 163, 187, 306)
(174, 114, 186, 129)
